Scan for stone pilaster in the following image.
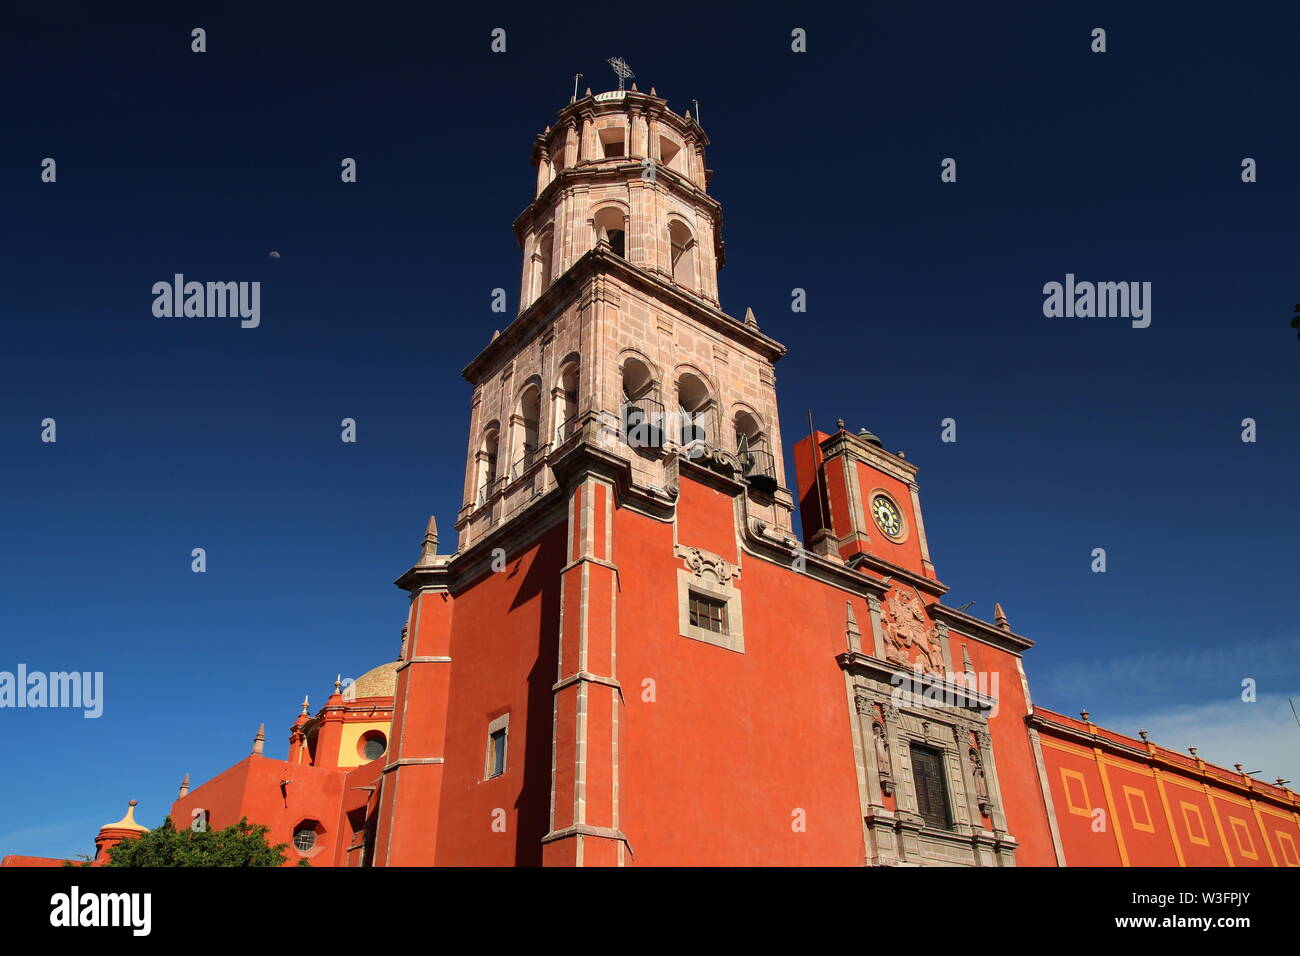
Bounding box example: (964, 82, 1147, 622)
(374, 569, 454, 866)
(542, 474, 627, 865)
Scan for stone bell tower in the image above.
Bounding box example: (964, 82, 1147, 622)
(456, 82, 794, 553)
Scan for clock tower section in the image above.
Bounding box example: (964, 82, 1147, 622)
(794, 423, 939, 585)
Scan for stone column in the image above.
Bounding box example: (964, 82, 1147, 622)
(563, 121, 578, 169)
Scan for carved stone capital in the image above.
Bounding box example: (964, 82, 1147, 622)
(675, 545, 739, 584)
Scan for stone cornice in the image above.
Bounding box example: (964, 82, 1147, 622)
(820, 428, 919, 483)
(396, 431, 677, 596)
(461, 247, 786, 383)
(845, 551, 948, 597)
(836, 651, 999, 712)
(928, 604, 1034, 653)
(548, 90, 708, 149)
(515, 161, 720, 243)
(737, 504, 891, 601)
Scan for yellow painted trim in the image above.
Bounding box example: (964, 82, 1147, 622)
(1275, 831, 1300, 866)
(1204, 788, 1236, 867)
(1254, 802, 1300, 822)
(1180, 801, 1211, 847)
(1095, 750, 1130, 866)
(1226, 816, 1259, 861)
(1153, 770, 1186, 866)
(1039, 738, 1094, 758)
(1122, 785, 1156, 834)
(1249, 800, 1279, 866)
(1059, 768, 1093, 816)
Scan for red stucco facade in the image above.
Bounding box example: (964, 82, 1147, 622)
(6, 85, 1299, 870)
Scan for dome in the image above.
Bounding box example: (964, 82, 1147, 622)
(350, 661, 399, 699)
(857, 427, 884, 447)
(100, 800, 148, 834)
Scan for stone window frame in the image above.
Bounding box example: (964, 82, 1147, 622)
(675, 546, 744, 654)
(867, 692, 994, 836)
(483, 713, 510, 780)
(889, 716, 965, 833)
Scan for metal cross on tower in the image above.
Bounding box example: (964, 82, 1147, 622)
(606, 57, 634, 91)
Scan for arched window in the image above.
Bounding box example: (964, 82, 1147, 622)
(734, 410, 764, 454)
(668, 220, 696, 289)
(676, 372, 711, 447)
(513, 386, 541, 477)
(476, 423, 500, 505)
(621, 357, 663, 449)
(735, 410, 777, 493)
(535, 230, 554, 298)
(594, 206, 627, 259)
(554, 360, 580, 442)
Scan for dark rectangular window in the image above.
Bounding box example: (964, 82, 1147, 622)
(910, 744, 951, 829)
(688, 592, 727, 634)
(489, 728, 507, 777)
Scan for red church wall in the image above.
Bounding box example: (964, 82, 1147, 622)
(957, 639, 1059, 866)
(1033, 709, 1300, 867)
(171, 756, 356, 866)
(429, 520, 566, 866)
(616, 473, 869, 866)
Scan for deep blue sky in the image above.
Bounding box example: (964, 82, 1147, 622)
(3, 3, 1298, 859)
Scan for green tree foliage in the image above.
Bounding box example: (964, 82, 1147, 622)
(70, 817, 294, 867)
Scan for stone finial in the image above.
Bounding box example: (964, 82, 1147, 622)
(300, 694, 310, 716)
(178, 773, 190, 798)
(650, 87, 657, 96)
(1138, 729, 1149, 742)
(836, 418, 846, 431)
(333, 674, 343, 695)
(994, 603, 1009, 630)
(491, 329, 500, 341)
(684, 109, 692, 121)
(630, 82, 638, 92)
(1079, 710, 1091, 722)
(420, 515, 439, 563)
(743, 306, 758, 329)
(584, 87, 592, 96)
(897, 451, 906, 459)
(252, 722, 266, 756)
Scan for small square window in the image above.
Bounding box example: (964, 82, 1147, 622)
(676, 561, 745, 653)
(688, 592, 728, 634)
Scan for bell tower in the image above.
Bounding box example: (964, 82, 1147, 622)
(456, 82, 794, 552)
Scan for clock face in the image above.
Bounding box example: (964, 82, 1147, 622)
(871, 494, 902, 537)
